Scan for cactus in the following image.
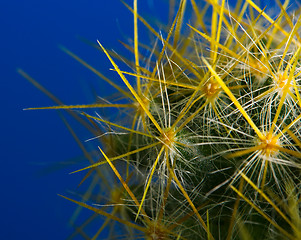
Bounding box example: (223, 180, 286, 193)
(21, 0, 301, 239)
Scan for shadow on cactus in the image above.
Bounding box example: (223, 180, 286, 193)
(20, 0, 301, 239)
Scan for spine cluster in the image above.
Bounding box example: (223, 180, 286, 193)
(24, 0, 301, 239)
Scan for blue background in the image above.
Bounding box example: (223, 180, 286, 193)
(1, 0, 299, 239)
(1, 0, 169, 239)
